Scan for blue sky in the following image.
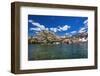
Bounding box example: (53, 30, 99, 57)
(28, 15, 88, 37)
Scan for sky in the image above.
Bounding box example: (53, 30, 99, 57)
(28, 15, 88, 37)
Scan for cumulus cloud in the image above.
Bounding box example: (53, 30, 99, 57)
(30, 28, 41, 31)
(65, 33, 69, 35)
(78, 19, 88, 33)
(28, 20, 33, 23)
(58, 25, 70, 31)
(84, 19, 88, 29)
(65, 33, 71, 36)
(84, 19, 88, 24)
(29, 20, 71, 32)
(50, 28, 57, 32)
(71, 31, 77, 34)
(78, 27, 86, 33)
(29, 20, 46, 30)
(45, 28, 49, 31)
(66, 33, 72, 37)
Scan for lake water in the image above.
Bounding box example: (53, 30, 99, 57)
(28, 42, 88, 60)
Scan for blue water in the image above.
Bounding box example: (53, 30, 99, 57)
(28, 42, 88, 60)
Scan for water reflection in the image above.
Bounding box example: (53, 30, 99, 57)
(28, 42, 88, 60)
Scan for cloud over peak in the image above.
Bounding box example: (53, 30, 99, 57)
(71, 31, 77, 34)
(29, 20, 45, 30)
(29, 19, 71, 33)
(58, 25, 70, 31)
(78, 19, 88, 33)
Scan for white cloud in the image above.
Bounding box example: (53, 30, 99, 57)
(79, 27, 86, 33)
(58, 25, 70, 31)
(50, 28, 57, 32)
(28, 20, 33, 23)
(78, 19, 88, 33)
(60, 36, 66, 38)
(71, 31, 77, 34)
(65, 33, 69, 35)
(50, 28, 53, 31)
(84, 19, 88, 24)
(30, 28, 41, 31)
(29, 20, 45, 30)
(36, 32, 39, 34)
(50, 25, 70, 32)
(65, 33, 70, 36)
(29, 20, 71, 32)
(57, 28, 61, 31)
(45, 28, 49, 31)
(78, 25, 88, 33)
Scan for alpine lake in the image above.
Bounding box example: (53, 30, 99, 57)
(28, 42, 88, 60)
